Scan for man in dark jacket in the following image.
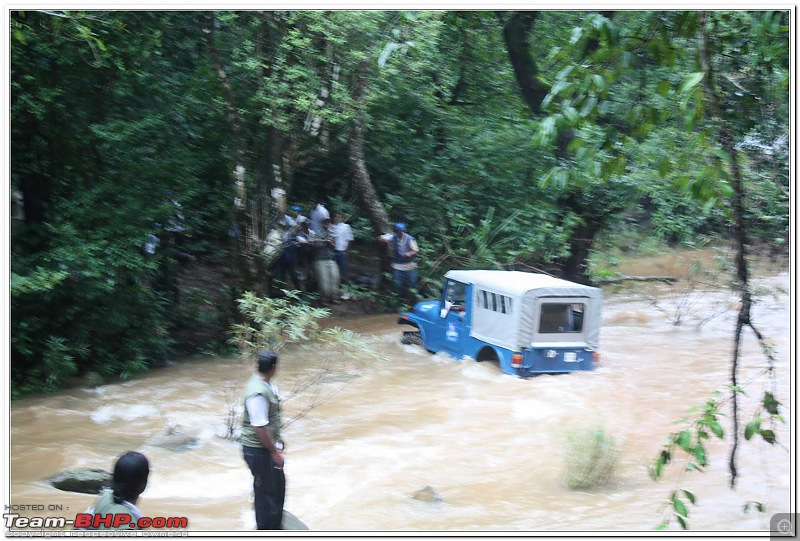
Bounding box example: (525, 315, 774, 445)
(378, 222, 419, 299)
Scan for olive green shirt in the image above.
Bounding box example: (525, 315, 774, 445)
(85, 489, 142, 530)
(240, 374, 282, 448)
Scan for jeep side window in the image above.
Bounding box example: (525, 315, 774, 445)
(445, 281, 467, 311)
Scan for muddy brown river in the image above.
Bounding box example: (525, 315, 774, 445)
(7, 270, 791, 533)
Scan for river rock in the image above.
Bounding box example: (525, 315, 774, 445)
(411, 485, 442, 503)
(83, 371, 105, 388)
(282, 510, 309, 530)
(47, 469, 111, 494)
(145, 426, 199, 452)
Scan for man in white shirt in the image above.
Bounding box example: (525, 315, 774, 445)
(309, 201, 330, 233)
(332, 213, 355, 286)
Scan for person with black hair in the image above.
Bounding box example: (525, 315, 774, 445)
(83, 451, 149, 530)
(241, 351, 286, 530)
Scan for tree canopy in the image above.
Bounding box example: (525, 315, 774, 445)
(10, 10, 789, 395)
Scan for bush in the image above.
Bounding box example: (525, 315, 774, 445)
(562, 427, 620, 490)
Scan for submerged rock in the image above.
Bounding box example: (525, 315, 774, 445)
(48, 469, 111, 494)
(145, 426, 199, 452)
(282, 510, 309, 530)
(83, 371, 105, 388)
(66, 371, 105, 389)
(411, 485, 442, 503)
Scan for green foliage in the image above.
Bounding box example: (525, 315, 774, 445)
(231, 290, 331, 354)
(223, 289, 384, 439)
(650, 394, 725, 483)
(231, 289, 386, 363)
(11, 215, 174, 395)
(562, 427, 620, 490)
(11, 268, 69, 296)
(743, 392, 785, 445)
(10, 9, 788, 401)
(650, 394, 725, 529)
(651, 388, 785, 529)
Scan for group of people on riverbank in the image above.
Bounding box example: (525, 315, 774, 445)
(274, 201, 420, 303)
(274, 201, 354, 304)
(144, 193, 421, 305)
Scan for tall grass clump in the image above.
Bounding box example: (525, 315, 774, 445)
(562, 427, 620, 489)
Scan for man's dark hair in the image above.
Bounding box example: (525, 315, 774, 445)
(257, 350, 279, 373)
(112, 451, 149, 504)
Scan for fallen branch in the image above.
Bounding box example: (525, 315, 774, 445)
(593, 275, 678, 285)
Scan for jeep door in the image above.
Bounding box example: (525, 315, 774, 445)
(439, 280, 469, 357)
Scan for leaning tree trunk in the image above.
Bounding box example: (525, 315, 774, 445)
(347, 64, 392, 235)
(500, 11, 549, 114)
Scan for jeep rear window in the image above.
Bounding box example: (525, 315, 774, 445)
(538, 303, 585, 333)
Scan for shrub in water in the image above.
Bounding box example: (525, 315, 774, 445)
(562, 427, 620, 489)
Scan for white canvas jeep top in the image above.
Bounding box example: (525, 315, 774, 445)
(444, 270, 603, 352)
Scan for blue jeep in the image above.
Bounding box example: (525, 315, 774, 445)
(399, 270, 603, 376)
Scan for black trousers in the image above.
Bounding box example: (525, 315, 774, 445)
(242, 446, 286, 530)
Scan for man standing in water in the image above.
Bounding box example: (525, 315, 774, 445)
(241, 351, 285, 530)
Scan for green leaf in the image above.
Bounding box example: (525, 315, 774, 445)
(579, 96, 597, 117)
(677, 430, 692, 452)
(656, 80, 671, 97)
(759, 429, 776, 444)
(679, 72, 705, 95)
(563, 106, 580, 125)
(556, 65, 575, 80)
(763, 392, 780, 415)
(676, 515, 687, 530)
(744, 419, 760, 440)
(744, 501, 766, 514)
(702, 197, 718, 214)
(682, 489, 696, 504)
(653, 449, 671, 479)
(706, 418, 724, 439)
(693, 442, 707, 466)
(655, 523, 669, 530)
(714, 147, 732, 163)
(673, 496, 688, 518)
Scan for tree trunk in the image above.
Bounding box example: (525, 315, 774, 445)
(700, 10, 752, 490)
(499, 12, 549, 114)
(204, 11, 263, 294)
(500, 11, 616, 280)
(348, 64, 392, 235)
(560, 222, 601, 285)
